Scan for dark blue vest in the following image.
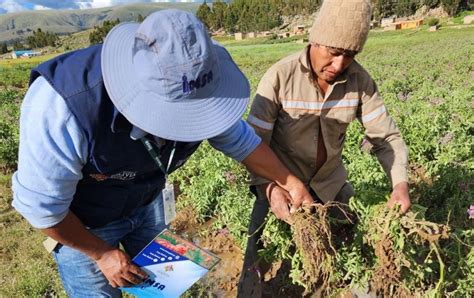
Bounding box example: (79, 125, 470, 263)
(29, 45, 201, 228)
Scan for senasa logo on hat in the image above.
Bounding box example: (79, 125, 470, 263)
(182, 71, 214, 94)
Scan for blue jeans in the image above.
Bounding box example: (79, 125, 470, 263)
(53, 195, 167, 297)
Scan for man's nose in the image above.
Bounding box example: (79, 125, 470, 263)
(332, 55, 346, 73)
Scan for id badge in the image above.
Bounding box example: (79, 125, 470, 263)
(162, 182, 176, 225)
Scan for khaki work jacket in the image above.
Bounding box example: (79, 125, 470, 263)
(247, 45, 408, 202)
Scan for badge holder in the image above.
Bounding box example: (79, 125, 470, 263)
(162, 182, 176, 225)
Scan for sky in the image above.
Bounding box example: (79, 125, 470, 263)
(0, 0, 210, 14)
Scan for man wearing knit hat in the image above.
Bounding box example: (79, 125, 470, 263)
(238, 0, 410, 296)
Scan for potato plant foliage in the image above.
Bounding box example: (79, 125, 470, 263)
(0, 26, 473, 296)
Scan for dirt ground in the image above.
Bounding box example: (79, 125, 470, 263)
(171, 208, 306, 298)
(171, 208, 242, 297)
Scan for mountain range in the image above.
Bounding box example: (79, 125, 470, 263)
(0, 2, 200, 43)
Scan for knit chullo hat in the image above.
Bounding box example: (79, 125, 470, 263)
(309, 0, 372, 52)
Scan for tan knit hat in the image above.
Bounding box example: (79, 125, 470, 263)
(309, 0, 372, 52)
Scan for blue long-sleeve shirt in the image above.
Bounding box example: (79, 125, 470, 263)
(12, 77, 261, 229)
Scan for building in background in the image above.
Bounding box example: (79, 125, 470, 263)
(11, 50, 42, 59)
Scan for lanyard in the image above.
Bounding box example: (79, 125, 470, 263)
(141, 137, 177, 179)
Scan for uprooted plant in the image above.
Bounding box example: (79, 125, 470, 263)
(289, 202, 352, 295)
(357, 201, 451, 297)
(282, 199, 465, 297)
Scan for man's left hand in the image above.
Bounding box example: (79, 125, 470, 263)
(283, 180, 314, 214)
(387, 181, 411, 213)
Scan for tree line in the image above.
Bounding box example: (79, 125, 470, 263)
(89, 19, 121, 45)
(1, 28, 59, 52)
(197, 0, 473, 33)
(89, 14, 144, 45)
(197, 0, 321, 33)
(0, 43, 8, 54)
(373, 0, 473, 19)
(26, 28, 59, 48)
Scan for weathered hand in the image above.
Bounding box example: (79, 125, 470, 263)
(263, 183, 292, 221)
(95, 248, 148, 288)
(263, 181, 313, 222)
(283, 180, 314, 213)
(387, 181, 411, 214)
(240, 142, 313, 213)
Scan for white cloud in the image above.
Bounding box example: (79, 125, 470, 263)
(33, 4, 51, 10)
(76, 0, 114, 9)
(76, 2, 91, 9)
(0, 0, 27, 13)
(78, 1, 172, 9)
(90, 0, 114, 9)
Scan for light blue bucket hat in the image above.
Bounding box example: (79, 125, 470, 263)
(101, 9, 250, 142)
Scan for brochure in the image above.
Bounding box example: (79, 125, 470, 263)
(121, 229, 220, 298)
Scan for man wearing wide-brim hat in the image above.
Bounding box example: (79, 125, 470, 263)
(11, 9, 313, 296)
(240, 0, 410, 296)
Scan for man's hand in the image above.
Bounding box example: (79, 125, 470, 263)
(242, 142, 313, 213)
(260, 182, 313, 222)
(387, 181, 411, 214)
(95, 248, 148, 288)
(283, 179, 314, 213)
(260, 183, 292, 221)
(41, 212, 148, 289)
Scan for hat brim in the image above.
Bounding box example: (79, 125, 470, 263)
(102, 22, 250, 142)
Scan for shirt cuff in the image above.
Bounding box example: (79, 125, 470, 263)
(11, 173, 71, 229)
(390, 166, 409, 188)
(12, 197, 69, 229)
(209, 120, 262, 162)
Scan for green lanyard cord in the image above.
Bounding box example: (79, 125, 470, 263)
(141, 137, 177, 178)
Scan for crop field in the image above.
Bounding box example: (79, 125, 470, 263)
(0, 26, 473, 297)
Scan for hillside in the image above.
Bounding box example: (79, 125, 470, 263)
(58, 29, 94, 52)
(0, 2, 199, 43)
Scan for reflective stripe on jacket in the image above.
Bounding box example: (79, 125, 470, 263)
(247, 45, 408, 202)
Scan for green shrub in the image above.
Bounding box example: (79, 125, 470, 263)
(426, 17, 440, 26)
(0, 89, 21, 171)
